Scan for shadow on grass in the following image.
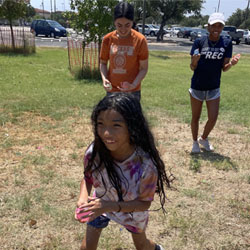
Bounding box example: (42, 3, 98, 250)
(177, 40, 193, 47)
(190, 151, 238, 172)
(0, 51, 35, 57)
(150, 53, 170, 60)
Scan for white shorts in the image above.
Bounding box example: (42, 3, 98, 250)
(189, 88, 220, 101)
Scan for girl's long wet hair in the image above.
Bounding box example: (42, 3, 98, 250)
(85, 93, 171, 211)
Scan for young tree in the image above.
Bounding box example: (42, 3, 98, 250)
(129, 0, 152, 24)
(25, 4, 36, 23)
(150, 0, 204, 41)
(67, 0, 118, 52)
(0, 0, 27, 49)
(53, 12, 68, 27)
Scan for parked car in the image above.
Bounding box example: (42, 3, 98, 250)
(170, 27, 181, 36)
(30, 19, 67, 38)
(190, 28, 208, 41)
(223, 26, 243, 45)
(220, 30, 231, 40)
(137, 24, 159, 36)
(164, 27, 172, 34)
(177, 27, 193, 38)
(243, 30, 250, 44)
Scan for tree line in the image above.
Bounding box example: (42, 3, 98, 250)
(1, 0, 249, 50)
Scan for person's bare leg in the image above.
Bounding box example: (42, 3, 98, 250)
(202, 97, 220, 139)
(132, 232, 156, 250)
(190, 94, 203, 141)
(80, 225, 102, 250)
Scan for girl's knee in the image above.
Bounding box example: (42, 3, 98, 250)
(132, 234, 154, 250)
(191, 117, 200, 124)
(208, 116, 218, 124)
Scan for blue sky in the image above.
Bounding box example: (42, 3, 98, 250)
(30, 0, 249, 20)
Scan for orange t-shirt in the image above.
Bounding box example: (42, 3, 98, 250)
(100, 29, 149, 92)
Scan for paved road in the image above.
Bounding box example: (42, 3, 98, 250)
(147, 36, 250, 54)
(35, 35, 250, 54)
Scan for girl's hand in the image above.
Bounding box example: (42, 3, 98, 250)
(117, 81, 135, 92)
(76, 197, 89, 208)
(78, 198, 111, 222)
(75, 197, 90, 220)
(231, 54, 240, 66)
(103, 79, 112, 91)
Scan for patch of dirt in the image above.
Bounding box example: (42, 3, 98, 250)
(0, 112, 249, 250)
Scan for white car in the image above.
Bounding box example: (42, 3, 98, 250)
(137, 24, 160, 37)
(243, 30, 250, 44)
(170, 27, 181, 37)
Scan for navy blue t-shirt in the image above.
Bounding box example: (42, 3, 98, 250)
(190, 36, 232, 90)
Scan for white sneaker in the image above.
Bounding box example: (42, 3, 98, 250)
(198, 137, 214, 151)
(191, 141, 200, 153)
(156, 244, 165, 250)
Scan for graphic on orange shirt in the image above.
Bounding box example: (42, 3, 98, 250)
(111, 44, 134, 74)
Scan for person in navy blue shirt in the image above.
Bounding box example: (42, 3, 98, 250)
(189, 12, 240, 153)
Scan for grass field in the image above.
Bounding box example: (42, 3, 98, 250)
(0, 48, 250, 250)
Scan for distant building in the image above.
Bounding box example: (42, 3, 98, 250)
(34, 8, 51, 19)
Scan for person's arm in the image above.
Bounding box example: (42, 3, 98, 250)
(118, 59, 148, 91)
(131, 59, 148, 88)
(79, 198, 151, 217)
(76, 178, 92, 207)
(100, 60, 112, 91)
(190, 53, 201, 71)
(222, 54, 241, 72)
(80, 163, 157, 220)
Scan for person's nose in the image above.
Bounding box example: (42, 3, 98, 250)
(120, 25, 126, 32)
(103, 127, 112, 137)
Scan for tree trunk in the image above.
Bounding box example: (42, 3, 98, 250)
(157, 19, 167, 42)
(9, 19, 15, 50)
(0, 28, 5, 47)
(98, 37, 102, 70)
(82, 40, 86, 72)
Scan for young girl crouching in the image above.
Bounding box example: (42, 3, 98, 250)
(75, 93, 171, 250)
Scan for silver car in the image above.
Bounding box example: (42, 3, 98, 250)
(190, 29, 209, 41)
(137, 24, 160, 37)
(243, 30, 250, 44)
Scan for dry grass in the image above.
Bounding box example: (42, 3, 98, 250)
(0, 110, 250, 250)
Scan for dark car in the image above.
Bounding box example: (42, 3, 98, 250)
(220, 30, 231, 40)
(31, 19, 67, 38)
(190, 28, 209, 41)
(223, 26, 243, 44)
(177, 27, 193, 38)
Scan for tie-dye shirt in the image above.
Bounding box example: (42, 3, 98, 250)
(83, 143, 158, 233)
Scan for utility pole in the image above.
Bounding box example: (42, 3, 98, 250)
(217, 0, 221, 12)
(42, 0, 45, 19)
(50, 0, 53, 19)
(54, 0, 56, 15)
(245, 0, 250, 22)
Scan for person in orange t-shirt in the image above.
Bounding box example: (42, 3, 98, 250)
(100, 1, 149, 101)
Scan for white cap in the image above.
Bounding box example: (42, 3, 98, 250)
(208, 12, 225, 25)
